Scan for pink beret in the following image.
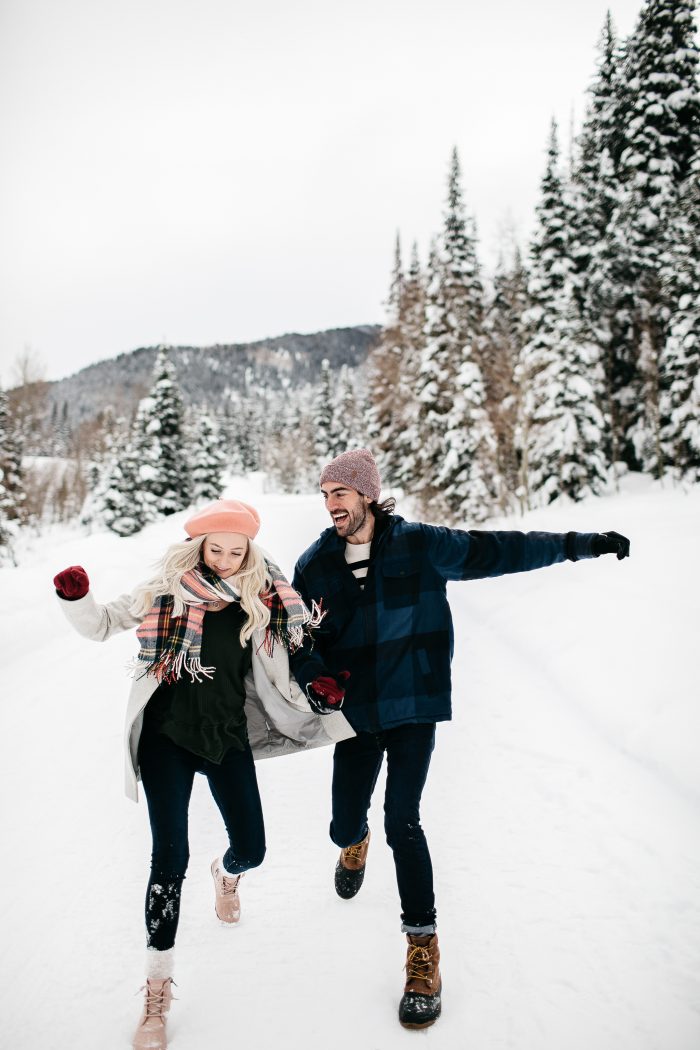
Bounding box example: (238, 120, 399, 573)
(319, 448, 381, 501)
(184, 499, 261, 540)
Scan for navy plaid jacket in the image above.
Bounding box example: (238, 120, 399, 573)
(291, 514, 598, 734)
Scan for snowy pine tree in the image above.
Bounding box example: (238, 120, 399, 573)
(608, 0, 700, 472)
(482, 246, 529, 509)
(367, 234, 402, 454)
(0, 386, 24, 558)
(518, 121, 608, 505)
(53, 402, 72, 457)
(391, 242, 427, 494)
(570, 13, 630, 471)
(312, 359, 335, 462)
(366, 241, 428, 497)
(261, 395, 318, 493)
(97, 351, 190, 535)
(78, 407, 116, 529)
(0, 385, 26, 526)
(137, 349, 191, 518)
(414, 148, 497, 522)
(0, 479, 13, 561)
(660, 165, 700, 478)
(329, 364, 364, 458)
(575, 11, 626, 241)
(99, 415, 148, 536)
(226, 392, 265, 475)
(187, 409, 227, 504)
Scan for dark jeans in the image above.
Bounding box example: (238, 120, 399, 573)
(138, 725, 266, 950)
(330, 722, 436, 931)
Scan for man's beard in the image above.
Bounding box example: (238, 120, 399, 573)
(332, 502, 368, 538)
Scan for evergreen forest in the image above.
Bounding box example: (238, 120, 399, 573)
(1, 0, 698, 555)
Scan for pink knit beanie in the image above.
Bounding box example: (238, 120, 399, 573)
(184, 499, 261, 539)
(319, 448, 381, 501)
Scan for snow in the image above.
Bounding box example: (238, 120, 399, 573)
(2, 473, 699, 1050)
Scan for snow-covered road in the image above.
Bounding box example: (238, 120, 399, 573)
(2, 476, 698, 1049)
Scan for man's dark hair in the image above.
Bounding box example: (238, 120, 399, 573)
(370, 497, 396, 522)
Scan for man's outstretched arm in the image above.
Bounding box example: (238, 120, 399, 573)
(422, 524, 630, 581)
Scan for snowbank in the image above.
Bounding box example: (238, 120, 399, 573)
(1, 475, 698, 1050)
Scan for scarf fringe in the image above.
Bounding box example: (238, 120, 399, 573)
(307, 598, 326, 629)
(131, 650, 215, 684)
(260, 620, 304, 658)
(260, 599, 326, 658)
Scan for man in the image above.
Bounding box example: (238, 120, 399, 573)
(290, 448, 630, 1030)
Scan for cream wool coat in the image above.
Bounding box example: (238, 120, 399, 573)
(58, 589, 355, 802)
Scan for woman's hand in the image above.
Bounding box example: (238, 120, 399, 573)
(306, 671, 350, 714)
(53, 565, 90, 600)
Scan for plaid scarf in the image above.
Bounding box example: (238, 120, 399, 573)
(136, 559, 322, 683)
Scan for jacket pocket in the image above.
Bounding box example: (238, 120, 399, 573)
(381, 560, 420, 609)
(417, 648, 431, 675)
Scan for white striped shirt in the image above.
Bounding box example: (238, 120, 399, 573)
(345, 541, 371, 589)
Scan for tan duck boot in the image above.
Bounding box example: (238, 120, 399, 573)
(132, 977, 173, 1050)
(211, 857, 243, 923)
(398, 932, 442, 1029)
(334, 829, 371, 899)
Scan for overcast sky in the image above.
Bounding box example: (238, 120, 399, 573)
(0, 0, 654, 385)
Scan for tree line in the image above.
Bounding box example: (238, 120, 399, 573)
(369, 0, 700, 522)
(0, 346, 368, 553)
(2, 0, 698, 556)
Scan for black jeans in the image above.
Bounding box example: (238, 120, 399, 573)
(138, 725, 266, 950)
(330, 722, 437, 931)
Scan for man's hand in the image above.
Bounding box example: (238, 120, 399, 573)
(306, 671, 350, 714)
(591, 532, 630, 560)
(53, 565, 90, 600)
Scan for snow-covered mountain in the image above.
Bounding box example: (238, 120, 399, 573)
(45, 325, 380, 432)
(1, 474, 698, 1050)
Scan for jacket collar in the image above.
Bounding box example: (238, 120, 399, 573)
(317, 512, 400, 556)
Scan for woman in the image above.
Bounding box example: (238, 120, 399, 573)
(53, 498, 353, 1050)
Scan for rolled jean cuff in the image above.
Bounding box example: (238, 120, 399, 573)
(402, 922, 436, 936)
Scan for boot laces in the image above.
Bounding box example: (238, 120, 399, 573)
(343, 841, 364, 862)
(221, 872, 242, 895)
(406, 945, 433, 985)
(140, 980, 173, 1020)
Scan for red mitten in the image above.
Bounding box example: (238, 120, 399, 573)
(306, 670, 350, 713)
(53, 565, 90, 600)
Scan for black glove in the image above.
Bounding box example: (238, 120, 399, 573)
(591, 531, 630, 560)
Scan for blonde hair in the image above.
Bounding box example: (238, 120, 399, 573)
(130, 535, 272, 646)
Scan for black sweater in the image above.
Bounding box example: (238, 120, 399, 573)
(144, 601, 253, 763)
